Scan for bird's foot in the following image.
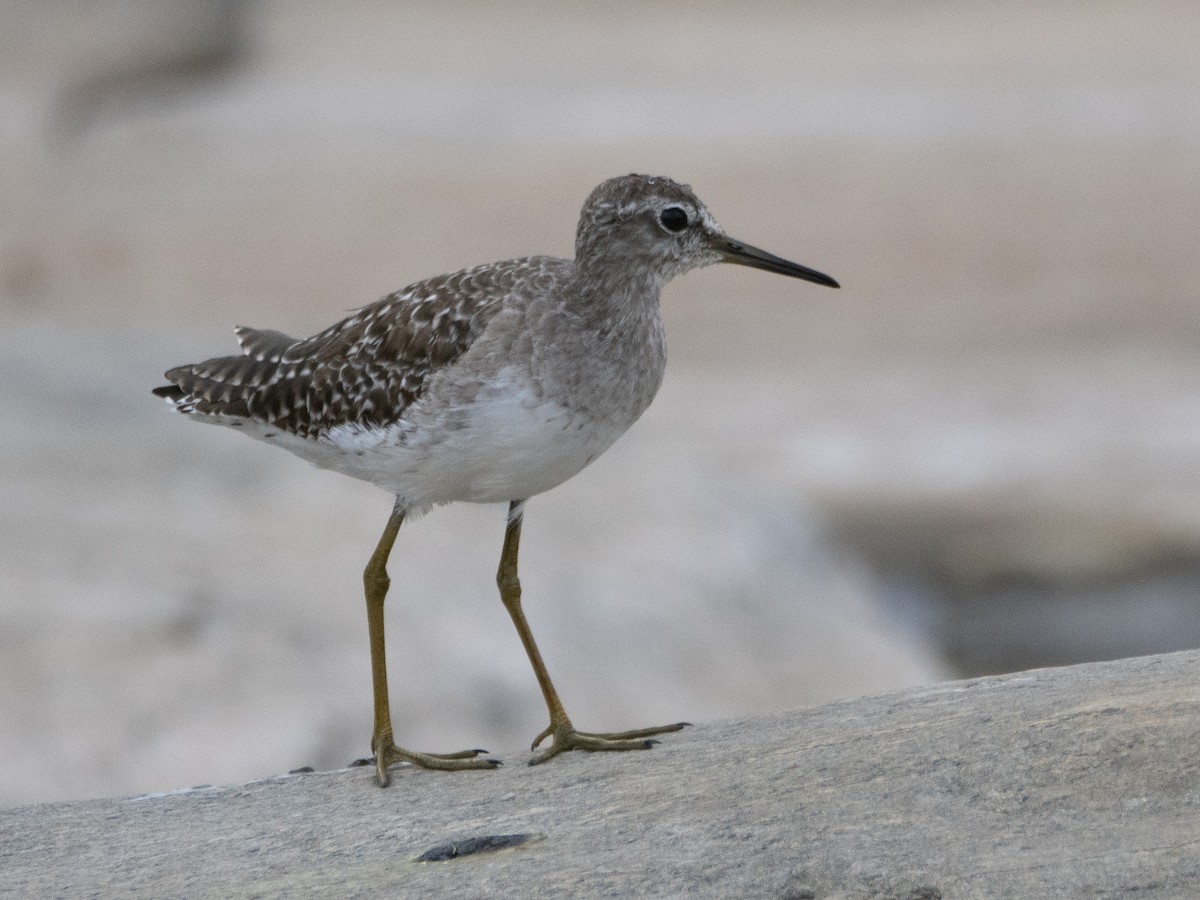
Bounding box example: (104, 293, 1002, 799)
(528, 720, 690, 765)
(371, 737, 500, 787)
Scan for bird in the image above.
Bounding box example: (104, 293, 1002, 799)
(153, 173, 839, 786)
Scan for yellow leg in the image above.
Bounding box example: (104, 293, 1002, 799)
(497, 500, 689, 765)
(365, 503, 499, 786)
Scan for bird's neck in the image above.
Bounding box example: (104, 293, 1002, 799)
(570, 254, 667, 327)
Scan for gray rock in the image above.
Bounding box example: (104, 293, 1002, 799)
(3, 650, 1196, 898)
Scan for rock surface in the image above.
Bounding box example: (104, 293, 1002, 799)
(4, 650, 1196, 898)
(5, 0, 1200, 809)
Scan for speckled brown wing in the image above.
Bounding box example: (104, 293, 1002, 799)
(154, 258, 554, 439)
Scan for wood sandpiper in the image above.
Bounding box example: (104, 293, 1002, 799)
(154, 173, 839, 786)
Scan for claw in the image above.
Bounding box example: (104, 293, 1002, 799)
(371, 739, 501, 786)
(527, 720, 686, 764)
(531, 725, 553, 750)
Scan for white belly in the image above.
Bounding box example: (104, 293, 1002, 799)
(260, 367, 636, 511)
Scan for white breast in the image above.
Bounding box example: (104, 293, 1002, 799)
(298, 366, 632, 510)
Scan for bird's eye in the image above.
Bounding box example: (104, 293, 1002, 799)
(659, 207, 689, 232)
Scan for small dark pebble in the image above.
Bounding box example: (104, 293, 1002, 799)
(417, 833, 533, 862)
(288, 766, 315, 775)
(349, 757, 373, 768)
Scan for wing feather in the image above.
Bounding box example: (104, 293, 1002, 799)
(154, 257, 562, 438)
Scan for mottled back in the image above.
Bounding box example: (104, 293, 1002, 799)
(154, 257, 564, 438)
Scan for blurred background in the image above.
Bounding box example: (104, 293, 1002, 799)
(2, 1, 1198, 808)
